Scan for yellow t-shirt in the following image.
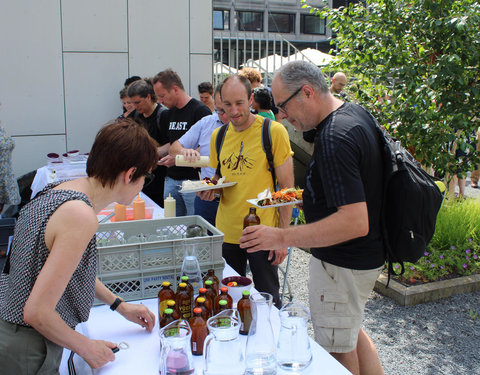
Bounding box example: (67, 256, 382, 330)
(209, 115, 293, 244)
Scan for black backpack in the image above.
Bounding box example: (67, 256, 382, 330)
(215, 117, 276, 189)
(369, 113, 444, 282)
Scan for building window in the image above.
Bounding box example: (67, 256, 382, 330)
(301, 14, 326, 35)
(214, 9, 230, 30)
(268, 13, 295, 33)
(237, 11, 263, 32)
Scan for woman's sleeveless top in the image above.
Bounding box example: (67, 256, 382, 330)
(0, 182, 97, 328)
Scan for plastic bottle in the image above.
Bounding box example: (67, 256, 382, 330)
(175, 154, 210, 168)
(214, 287, 233, 314)
(158, 281, 176, 318)
(181, 244, 202, 296)
(237, 290, 252, 335)
(243, 207, 261, 228)
(164, 193, 176, 218)
(133, 194, 145, 220)
(189, 307, 208, 356)
(114, 203, 126, 222)
(203, 268, 220, 295)
(175, 282, 192, 320)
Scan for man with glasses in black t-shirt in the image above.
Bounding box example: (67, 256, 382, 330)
(240, 61, 386, 375)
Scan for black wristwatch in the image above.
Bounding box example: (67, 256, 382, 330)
(110, 296, 124, 311)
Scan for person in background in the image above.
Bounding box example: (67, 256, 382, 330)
(0, 120, 156, 373)
(251, 87, 275, 121)
(198, 75, 294, 307)
(168, 84, 229, 226)
(127, 78, 167, 207)
(124, 75, 141, 87)
(119, 88, 135, 119)
(198, 81, 215, 112)
(153, 69, 211, 216)
(240, 61, 385, 375)
(330, 72, 348, 100)
(239, 67, 280, 120)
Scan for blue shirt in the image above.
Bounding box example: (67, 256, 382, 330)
(178, 113, 223, 179)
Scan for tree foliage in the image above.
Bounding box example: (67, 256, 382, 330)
(305, 0, 480, 177)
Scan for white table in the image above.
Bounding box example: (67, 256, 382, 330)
(59, 264, 351, 375)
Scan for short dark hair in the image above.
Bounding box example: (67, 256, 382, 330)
(124, 76, 141, 87)
(126, 78, 157, 103)
(87, 119, 158, 188)
(152, 69, 185, 91)
(252, 87, 273, 110)
(198, 81, 213, 95)
(221, 75, 252, 99)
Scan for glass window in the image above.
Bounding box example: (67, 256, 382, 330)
(237, 11, 263, 32)
(268, 13, 295, 33)
(301, 15, 326, 35)
(214, 10, 230, 30)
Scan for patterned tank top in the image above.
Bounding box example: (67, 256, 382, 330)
(0, 182, 97, 328)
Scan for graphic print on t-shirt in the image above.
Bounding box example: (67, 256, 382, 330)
(222, 141, 255, 176)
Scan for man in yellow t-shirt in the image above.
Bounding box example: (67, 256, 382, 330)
(198, 75, 294, 306)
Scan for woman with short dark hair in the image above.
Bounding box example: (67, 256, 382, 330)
(0, 119, 158, 372)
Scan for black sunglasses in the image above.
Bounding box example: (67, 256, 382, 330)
(144, 172, 155, 187)
(277, 86, 303, 113)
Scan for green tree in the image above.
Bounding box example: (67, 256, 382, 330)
(305, 0, 480, 180)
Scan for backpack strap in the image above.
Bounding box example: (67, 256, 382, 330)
(261, 117, 277, 190)
(215, 123, 229, 178)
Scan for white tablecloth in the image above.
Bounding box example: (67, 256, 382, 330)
(59, 264, 351, 375)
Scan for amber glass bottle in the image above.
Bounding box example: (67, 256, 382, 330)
(195, 289, 212, 317)
(217, 299, 228, 312)
(214, 287, 233, 314)
(166, 299, 181, 320)
(175, 282, 192, 320)
(204, 280, 217, 308)
(237, 290, 252, 335)
(189, 307, 208, 356)
(160, 308, 176, 328)
(181, 276, 194, 302)
(194, 296, 210, 320)
(203, 269, 220, 295)
(158, 281, 176, 318)
(243, 207, 261, 228)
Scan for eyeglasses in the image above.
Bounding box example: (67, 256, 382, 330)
(277, 86, 303, 113)
(215, 108, 226, 116)
(144, 172, 155, 187)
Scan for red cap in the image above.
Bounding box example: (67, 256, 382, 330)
(198, 288, 207, 293)
(193, 307, 202, 314)
(220, 287, 228, 292)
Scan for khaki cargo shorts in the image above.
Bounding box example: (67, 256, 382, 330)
(308, 257, 383, 353)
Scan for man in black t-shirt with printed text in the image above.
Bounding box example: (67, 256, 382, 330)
(240, 61, 386, 375)
(153, 69, 211, 217)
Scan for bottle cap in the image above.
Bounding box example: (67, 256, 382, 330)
(181, 276, 189, 281)
(220, 287, 228, 292)
(167, 300, 175, 306)
(162, 281, 171, 287)
(198, 288, 207, 293)
(205, 280, 213, 285)
(197, 297, 206, 303)
(164, 308, 173, 314)
(242, 290, 251, 296)
(193, 307, 203, 314)
(179, 282, 187, 288)
(219, 300, 228, 306)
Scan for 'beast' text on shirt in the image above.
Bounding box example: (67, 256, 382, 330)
(169, 122, 188, 130)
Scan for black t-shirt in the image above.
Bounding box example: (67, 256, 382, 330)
(303, 102, 385, 269)
(159, 98, 211, 180)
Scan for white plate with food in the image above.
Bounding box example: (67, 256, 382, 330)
(179, 177, 237, 193)
(246, 187, 303, 208)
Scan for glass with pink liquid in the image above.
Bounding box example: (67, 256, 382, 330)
(159, 319, 196, 375)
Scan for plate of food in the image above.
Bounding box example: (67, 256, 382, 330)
(179, 176, 237, 193)
(246, 187, 303, 208)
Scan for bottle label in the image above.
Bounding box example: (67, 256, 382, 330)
(192, 342, 197, 351)
(159, 300, 169, 317)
